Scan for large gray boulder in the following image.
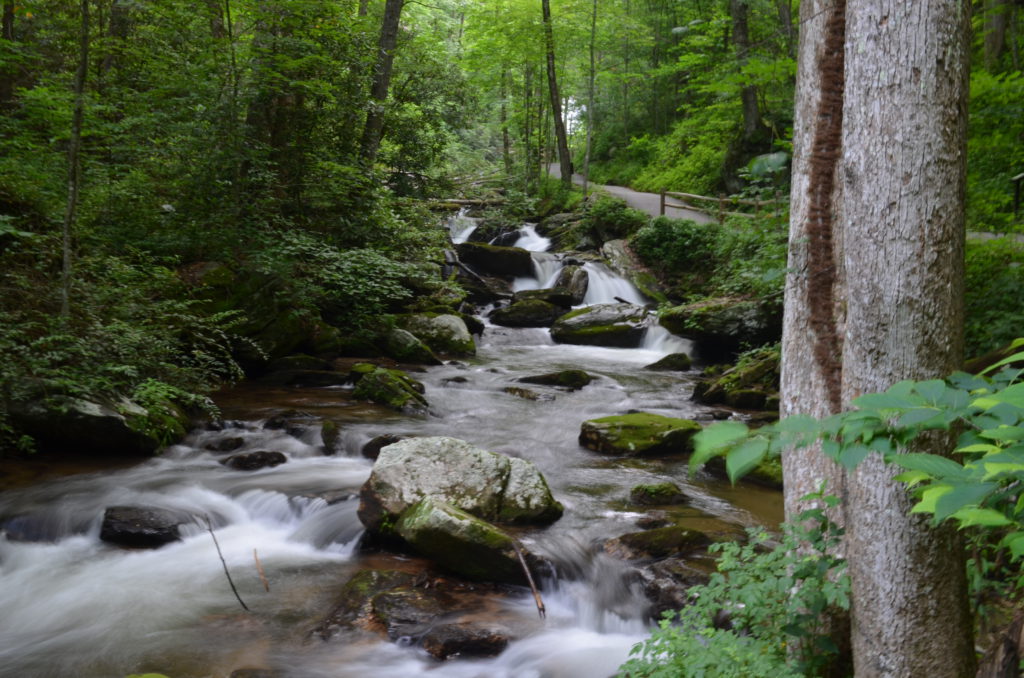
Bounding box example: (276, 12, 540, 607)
(550, 303, 652, 347)
(357, 436, 562, 534)
(490, 299, 565, 327)
(659, 296, 782, 359)
(455, 242, 534, 277)
(384, 328, 442, 365)
(396, 314, 475, 357)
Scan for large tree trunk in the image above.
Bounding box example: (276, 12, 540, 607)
(839, 2, 974, 675)
(541, 0, 572, 189)
(360, 0, 404, 165)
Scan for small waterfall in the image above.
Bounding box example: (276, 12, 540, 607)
(642, 324, 693, 355)
(448, 209, 479, 244)
(581, 262, 647, 306)
(514, 224, 551, 252)
(514, 252, 564, 292)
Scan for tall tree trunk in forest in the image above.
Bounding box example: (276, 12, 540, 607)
(0, 2, 14, 107)
(62, 0, 90, 318)
(359, 0, 369, 17)
(776, 0, 795, 58)
(730, 0, 763, 144)
(785, 1, 976, 676)
(523, 64, 533, 190)
(541, 0, 571, 189)
(500, 67, 512, 177)
(205, 0, 226, 39)
(360, 0, 405, 165)
(582, 0, 596, 197)
(840, 2, 974, 674)
(985, 0, 1010, 71)
(100, 0, 129, 76)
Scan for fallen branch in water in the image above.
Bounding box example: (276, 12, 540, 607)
(512, 540, 546, 620)
(203, 514, 249, 612)
(253, 549, 270, 593)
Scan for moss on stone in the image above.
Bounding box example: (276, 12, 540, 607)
(579, 413, 701, 457)
(630, 482, 689, 506)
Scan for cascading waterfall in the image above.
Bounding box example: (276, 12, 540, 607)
(448, 209, 479, 244)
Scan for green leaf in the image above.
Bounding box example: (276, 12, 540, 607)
(1001, 532, 1024, 559)
(949, 507, 1012, 527)
(890, 453, 969, 480)
(979, 348, 1024, 375)
(897, 407, 945, 429)
(973, 382, 1024, 410)
(775, 414, 820, 434)
(915, 379, 948, 403)
(911, 485, 953, 515)
(979, 425, 1024, 442)
(838, 443, 871, 470)
(852, 391, 918, 410)
(895, 470, 932, 487)
(690, 420, 749, 475)
(726, 437, 770, 484)
(934, 483, 998, 522)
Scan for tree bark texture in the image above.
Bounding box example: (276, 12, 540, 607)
(984, 0, 1010, 71)
(541, 0, 572, 189)
(582, 0, 596, 196)
(1, 1, 15, 107)
(840, 2, 974, 675)
(730, 0, 763, 144)
(360, 0, 404, 164)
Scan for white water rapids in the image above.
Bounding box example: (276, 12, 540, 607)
(0, 217, 781, 678)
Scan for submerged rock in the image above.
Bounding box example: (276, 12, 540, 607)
(221, 450, 288, 471)
(518, 369, 594, 390)
(579, 413, 701, 457)
(357, 436, 562, 534)
(550, 303, 652, 347)
(643, 352, 692, 372)
(630, 482, 691, 506)
(361, 433, 407, 459)
(603, 526, 712, 560)
(99, 506, 188, 549)
(420, 622, 511, 660)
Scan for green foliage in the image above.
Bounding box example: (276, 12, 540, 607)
(620, 494, 849, 677)
(631, 217, 721, 276)
(582, 194, 648, 241)
(967, 70, 1024, 233)
(964, 237, 1024, 357)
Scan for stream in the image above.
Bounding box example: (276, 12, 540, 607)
(0, 215, 782, 678)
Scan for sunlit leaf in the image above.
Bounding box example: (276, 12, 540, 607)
(726, 437, 770, 484)
(949, 507, 1012, 527)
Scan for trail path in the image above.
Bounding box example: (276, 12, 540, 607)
(548, 164, 715, 224)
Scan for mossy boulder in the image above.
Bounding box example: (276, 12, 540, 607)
(692, 346, 780, 413)
(550, 303, 652, 347)
(395, 497, 540, 585)
(518, 369, 594, 390)
(396, 313, 476, 357)
(579, 413, 701, 457)
(604, 526, 712, 560)
(643, 352, 692, 371)
(357, 436, 563, 534)
(350, 364, 428, 414)
(601, 240, 669, 305)
(490, 299, 565, 327)
(512, 288, 576, 309)
(384, 328, 442, 365)
(630, 482, 691, 506)
(659, 296, 782, 360)
(551, 264, 590, 305)
(455, 241, 534, 277)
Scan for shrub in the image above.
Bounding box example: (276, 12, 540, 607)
(964, 237, 1024, 357)
(583, 194, 649, 241)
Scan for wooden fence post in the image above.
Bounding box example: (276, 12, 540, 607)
(659, 191, 666, 216)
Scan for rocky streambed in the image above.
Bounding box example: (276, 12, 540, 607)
(0, 214, 783, 678)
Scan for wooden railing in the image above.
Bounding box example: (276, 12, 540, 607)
(659, 190, 786, 224)
(1014, 172, 1024, 219)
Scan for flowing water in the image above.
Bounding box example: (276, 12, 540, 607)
(0, 217, 781, 678)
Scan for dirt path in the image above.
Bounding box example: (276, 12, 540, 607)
(548, 165, 715, 224)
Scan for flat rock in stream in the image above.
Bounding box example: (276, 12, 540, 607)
(357, 436, 562, 534)
(518, 369, 594, 390)
(490, 299, 565, 327)
(579, 413, 701, 457)
(221, 450, 288, 471)
(550, 303, 652, 348)
(455, 242, 535, 277)
(603, 526, 712, 560)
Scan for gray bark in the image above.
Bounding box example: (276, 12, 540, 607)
(730, 0, 762, 143)
(984, 0, 1010, 71)
(541, 0, 572, 189)
(360, 0, 405, 164)
(840, 2, 974, 675)
(62, 0, 90, 318)
(583, 0, 596, 196)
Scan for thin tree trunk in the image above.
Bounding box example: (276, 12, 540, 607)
(0, 1, 14, 107)
(500, 67, 512, 177)
(360, 0, 404, 165)
(100, 0, 129, 75)
(523, 64, 533, 190)
(583, 0, 596, 197)
(358, 0, 369, 17)
(730, 0, 763, 144)
(840, 1, 974, 675)
(205, 0, 226, 38)
(541, 0, 572, 189)
(776, 0, 795, 58)
(62, 0, 90, 318)
(985, 0, 1010, 71)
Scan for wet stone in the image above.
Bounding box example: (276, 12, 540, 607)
(204, 436, 245, 453)
(221, 451, 288, 471)
(99, 506, 187, 549)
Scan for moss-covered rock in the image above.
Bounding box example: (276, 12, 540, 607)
(630, 482, 690, 506)
(396, 313, 476, 357)
(603, 526, 712, 560)
(455, 241, 534, 277)
(357, 436, 562, 534)
(518, 369, 594, 390)
(550, 303, 652, 347)
(384, 328, 442, 365)
(643, 352, 692, 371)
(350, 364, 428, 414)
(395, 497, 537, 585)
(659, 296, 781, 360)
(692, 346, 780, 413)
(490, 299, 565, 327)
(579, 413, 701, 457)
(601, 240, 669, 305)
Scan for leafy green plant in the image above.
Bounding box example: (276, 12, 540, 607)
(964, 237, 1024, 357)
(620, 491, 849, 677)
(583, 194, 649, 241)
